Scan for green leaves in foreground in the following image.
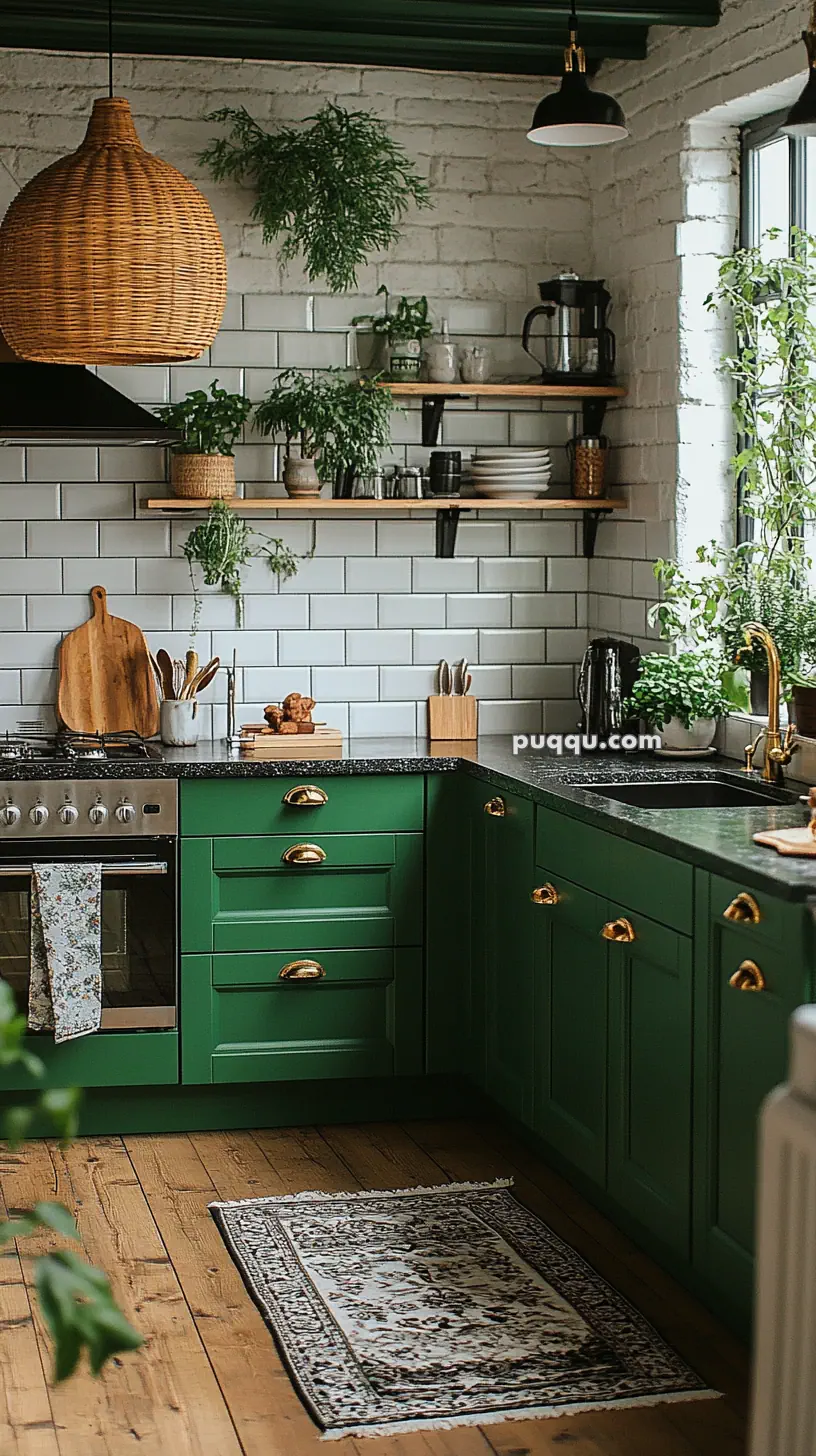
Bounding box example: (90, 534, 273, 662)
(36, 1250, 144, 1382)
(0, 978, 143, 1381)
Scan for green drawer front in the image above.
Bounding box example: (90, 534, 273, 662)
(181, 775, 425, 837)
(182, 835, 423, 953)
(0, 1031, 179, 1091)
(709, 872, 812, 962)
(181, 948, 423, 1084)
(536, 805, 693, 934)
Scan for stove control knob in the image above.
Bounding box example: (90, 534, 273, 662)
(1, 804, 21, 827)
(58, 804, 79, 825)
(29, 804, 49, 827)
(115, 803, 136, 825)
(88, 803, 108, 826)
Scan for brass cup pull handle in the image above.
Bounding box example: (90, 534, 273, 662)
(282, 785, 328, 807)
(729, 959, 766, 993)
(279, 959, 325, 981)
(484, 797, 506, 817)
(601, 917, 636, 943)
(723, 892, 762, 925)
(532, 883, 560, 906)
(281, 842, 327, 866)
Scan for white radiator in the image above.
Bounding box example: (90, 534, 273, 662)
(750, 1006, 816, 1456)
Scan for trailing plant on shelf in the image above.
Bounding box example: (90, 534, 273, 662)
(625, 650, 736, 749)
(156, 380, 252, 500)
(200, 104, 431, 293)
(0, 982, 142, 1382)
(181, 499, 304, 632)
(353, 286, 433, 380)
(254, 369, 392, 497)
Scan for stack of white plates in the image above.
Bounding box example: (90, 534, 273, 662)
(470, 448, 552, 499)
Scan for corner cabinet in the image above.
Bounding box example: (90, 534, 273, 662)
(179, 776, 425, 1085)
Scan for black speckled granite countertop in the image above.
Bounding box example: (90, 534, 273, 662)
(1, 736, 814, 900)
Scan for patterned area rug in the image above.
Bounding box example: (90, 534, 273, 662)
(210, 1179, 719, 1441)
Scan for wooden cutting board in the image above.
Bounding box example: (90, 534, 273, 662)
(57, 586, 159, 737)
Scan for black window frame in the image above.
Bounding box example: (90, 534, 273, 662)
(738, 112, 810, 544)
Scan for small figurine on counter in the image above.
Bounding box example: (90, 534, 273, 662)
(263, 693, 317, 735)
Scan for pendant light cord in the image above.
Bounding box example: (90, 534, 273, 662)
(107, 0, 113, 98)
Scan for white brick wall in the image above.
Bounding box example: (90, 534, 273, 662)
(0, 47, 595, 736)
(587, 0, 808, 648)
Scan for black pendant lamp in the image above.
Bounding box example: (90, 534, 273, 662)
(783, 3, 816, 137)
(528, 0, 628, 148)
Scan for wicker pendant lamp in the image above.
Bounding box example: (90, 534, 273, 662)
(0, 5, 226, 364)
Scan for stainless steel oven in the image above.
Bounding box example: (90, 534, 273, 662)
(0, 779, 177, 1032)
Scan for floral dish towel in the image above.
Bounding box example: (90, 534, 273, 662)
(29, 863, 102, 1043)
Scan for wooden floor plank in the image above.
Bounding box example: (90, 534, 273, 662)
(0, 1154, 60, 1456)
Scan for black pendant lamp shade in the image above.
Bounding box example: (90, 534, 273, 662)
(783, 3, 816, 137)
(528, 2, 628, 148)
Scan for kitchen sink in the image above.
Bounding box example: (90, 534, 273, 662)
(582, 778, 799, 810)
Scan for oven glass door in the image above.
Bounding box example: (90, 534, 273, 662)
(0, 839, 176, 1031)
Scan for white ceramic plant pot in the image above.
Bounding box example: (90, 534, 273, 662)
(659, 716, 717, 751)
(160, 698, 199, 747)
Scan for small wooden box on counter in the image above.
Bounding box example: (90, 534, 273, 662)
(427, 694, 477, 741)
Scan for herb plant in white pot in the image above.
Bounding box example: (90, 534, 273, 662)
(626, 651, 736, 753)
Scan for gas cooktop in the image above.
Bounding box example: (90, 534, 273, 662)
(0, 729, 163, 765)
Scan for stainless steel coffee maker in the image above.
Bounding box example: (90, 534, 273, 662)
(577, 637, 641, 739)
(522, 272, 616, 384)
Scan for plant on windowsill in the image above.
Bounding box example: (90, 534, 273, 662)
(200, 104, 431, 293)
(181, 499, 304, 632)
(352, 287, 433, 381)
(0, 982, 142, 1382)
(649, 227, 816, 712)
(625, 650, 738, 752)
(156, 380, 252, 500)
(254, 369, 393, 498)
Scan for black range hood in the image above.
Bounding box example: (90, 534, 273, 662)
(0, 335, 182, 446)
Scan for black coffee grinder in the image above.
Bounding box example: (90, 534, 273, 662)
(522, 272, 616, 384)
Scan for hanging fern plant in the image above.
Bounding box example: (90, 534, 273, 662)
(200, 103, 431, 293)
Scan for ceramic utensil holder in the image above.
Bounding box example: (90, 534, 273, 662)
(428, 695, 477, 741)
(161, 697, 199, 747)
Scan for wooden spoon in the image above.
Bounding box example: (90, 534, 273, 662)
(156, 649, 176, 700)
(183, 658, 220, 700)
(182, 649, 199, 696)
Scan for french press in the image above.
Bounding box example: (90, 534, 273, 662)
(522, 272, 616, 383)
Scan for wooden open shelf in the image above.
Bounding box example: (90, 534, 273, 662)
(379, 380, 627, 445)
(145, 495, 624, 558)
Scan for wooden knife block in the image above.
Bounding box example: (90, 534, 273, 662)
(428, 694, 477, 741)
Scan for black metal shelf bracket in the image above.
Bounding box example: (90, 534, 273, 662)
(581, 397, 609, 436)
(582, 510, 606, 559)
(435, 508, 461, 559)
(421, 396, 447, 447)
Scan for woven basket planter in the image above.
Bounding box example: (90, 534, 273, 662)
(171, 454, 236, 500)
(0, 97, 226, 365)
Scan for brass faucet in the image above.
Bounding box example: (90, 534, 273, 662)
(741, 623, 798, 783)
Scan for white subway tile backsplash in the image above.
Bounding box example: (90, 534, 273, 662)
(312, 666, 379, 700)
(512, 665, 574, 699)
(442, 412, 509, 446)
(0, 484, 59, 519)
(279, 333, 347, 368)
(547, 557, 589, 592)
(350, 701, 417, 736)
(27, 596, 89, 630)
(0, 599, 25, 630)
(243, 667, 309, 701)
(27, 521, 98, 558)
(379, 665, 439, 700)
(97, 365, 169, 404)
(378, 594, 445, 628)
(346, 630, 412, 665)
(171, 595, 233, 630)
(243, 595, 311, 630)
(546, 628, 590, 662)
(212, 631, 279, 666)
(280, 557, 345, 594)
(478, 699, 542, 733)
(62, 483, 133, 519)
(479, 557, 546, 591)
(376, 522, 435, 556)
(346, 558, 411, 593)
(414, 629, 479, 663)
(211, 331, 278, 367)
(512, 593, 576, 628)
(1, 559, 63, 593)
(0, 671, 21, 703)
(99, 447, 164, 482)
(27, 446, 98, 483)
(412, 558, 478, 592)
(101, 521, 170, 557)
(0, 633, 60, 668)
(0, 449, 25, 483)
(314, 521, 376, 556)
(510, 521, 576, 556)
(310, 595, 376, 629)
(279, 630, 345, 666)
(446, 594, 511, 628)
(454, 521, 509, 555)
(480, 628, 545, 663)
(0, 524, 25, 557)
(244, 295, 313, 331)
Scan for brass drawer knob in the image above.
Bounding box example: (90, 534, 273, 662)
(723, 892, 762, 925)
(484, 797, 506, 817)
(531, 883, 560, 906)
(281, 842, 326, 866)
(729, 959, 766, 992)
(279, 959, 326, 980)
(601, 917, 636, 944)
(283, 785, 328, 807)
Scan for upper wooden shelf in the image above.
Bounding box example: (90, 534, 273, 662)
(381, 382, 627, 399)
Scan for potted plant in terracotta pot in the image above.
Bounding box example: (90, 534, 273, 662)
(254, 369, 392, 498)
(353, 286, 433, 381)
(626, 650, 737, 753)
(157, 379, 252, 499)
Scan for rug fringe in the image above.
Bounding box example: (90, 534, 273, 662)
(319, 1387, 723, 1441)
(209, 1177, 513, 1212)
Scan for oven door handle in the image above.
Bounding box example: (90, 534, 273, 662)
(0, 861, 169, 877)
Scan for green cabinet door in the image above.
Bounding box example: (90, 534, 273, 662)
(425, 773, 485, 1079)
(533, 871, 608, 1183)
(483, 789, 535, 1123)
(606, 906, 693, 1259)
(693, 874, 811, 1320)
